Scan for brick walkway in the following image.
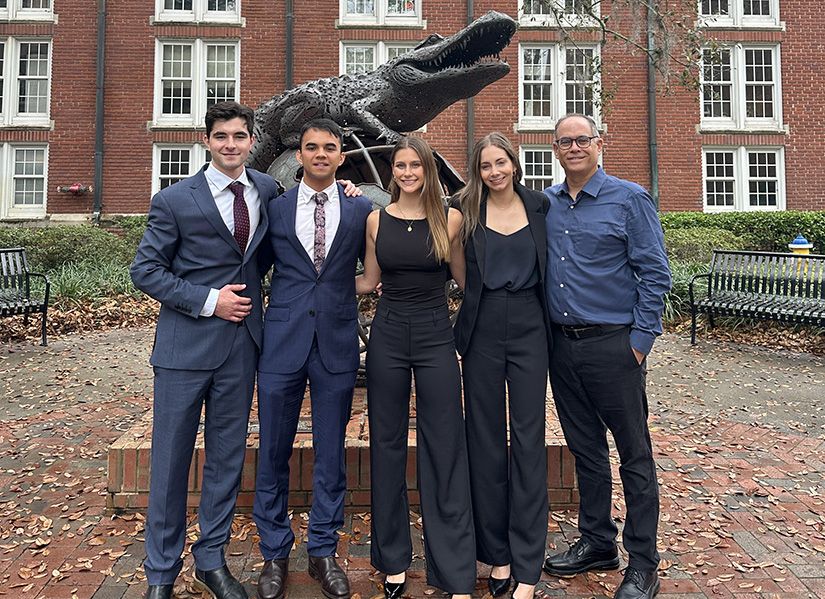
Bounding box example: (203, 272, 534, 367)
(1, 327, 823, 598)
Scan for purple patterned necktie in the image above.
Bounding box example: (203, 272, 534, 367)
(312, 191, 328, 273)
(228, 181, 249, 252)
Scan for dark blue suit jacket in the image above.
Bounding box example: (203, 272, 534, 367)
(130, 166, 280, 370)
(258, 184, 373, 375)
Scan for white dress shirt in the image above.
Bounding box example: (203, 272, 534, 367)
(296, 179, 340, 263)
(200, 163, 261, 317)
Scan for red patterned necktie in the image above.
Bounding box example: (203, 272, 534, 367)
(312, 192, 328, 273)
(229, 181, 249, 252)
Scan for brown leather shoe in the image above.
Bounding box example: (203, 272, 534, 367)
(308, 555, 351, 599)
(257, 558, 288, 599)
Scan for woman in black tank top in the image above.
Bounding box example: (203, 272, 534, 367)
(355, 137, 476, 599)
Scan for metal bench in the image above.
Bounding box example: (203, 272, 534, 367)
(0, 247, 50, 346)
(688, 249, 825, 345)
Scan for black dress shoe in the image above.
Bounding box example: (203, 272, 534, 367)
(614, 568, 660, 599)
(193, 564, 248, 599)
(383, 577, 406, 599)
(308, 555, 351, 598)
(543, 538, 620, 577)
(257, 558, 289, 599)
(145, 585, 173, 599)
(488, 574, 511, 597)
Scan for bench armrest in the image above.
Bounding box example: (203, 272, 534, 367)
(688, 272, 710, 306)
(26, 271, 50, 305)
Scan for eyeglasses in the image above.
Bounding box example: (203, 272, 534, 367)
(554, 135, 600, 150)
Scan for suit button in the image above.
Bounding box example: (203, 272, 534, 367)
(309, 309, 316, 317)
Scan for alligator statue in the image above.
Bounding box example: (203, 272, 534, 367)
(247, 10, 517, 173)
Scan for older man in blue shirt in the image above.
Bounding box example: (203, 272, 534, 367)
(542, 114, 671, 599)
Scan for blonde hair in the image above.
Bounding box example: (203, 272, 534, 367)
(388, 137, 451, 263)
(456, 132, 523, 243)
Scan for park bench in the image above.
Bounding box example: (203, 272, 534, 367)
(688, 249, 825, 345)
(0, 247, 50, 346)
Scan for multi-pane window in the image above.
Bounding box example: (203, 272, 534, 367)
(340, 0, 421, 25)
(154, 40, 238, 126)
(0, 38, 51, 126)
(700, 44, 781, 130)
(703, 147, 784, 211)
(520, 146, 557, 191)
(521, 0, 598, 24)
(0, 144, 48, 218)
(341, 42, 415, 75)
(152, 144, 209, 194)
(0, 0, 54, 20)
(699, 0, 779, 26)
(519, 44, 600, 128)
(156, 0, 240, 23)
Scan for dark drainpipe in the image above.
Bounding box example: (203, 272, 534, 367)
(93, 0, 106, 222)
(466, 0, 474, 169)
(285, 0, 294, 89)
(646, 7, 660, 209)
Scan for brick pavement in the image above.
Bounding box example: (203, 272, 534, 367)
(0, 327, 823, 599)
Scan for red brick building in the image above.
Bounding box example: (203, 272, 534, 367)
(1, 0, 821, 222)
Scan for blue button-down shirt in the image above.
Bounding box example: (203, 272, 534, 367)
(544, 168, 671, 355)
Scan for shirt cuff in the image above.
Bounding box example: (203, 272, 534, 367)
(629, 329, 655, 356)
(200, 288, 220, 317)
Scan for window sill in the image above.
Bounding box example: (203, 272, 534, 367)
(0, 121, 53, 131)
(698, 125, 787, 135)
(0, 14, 57, 24)
(151, 16, 245, 27)
(696, 20, 785, 32)
(335, 19, 426, 30)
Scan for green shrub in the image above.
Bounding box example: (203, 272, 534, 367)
(664, 227, 750, 263)
(663, 260, 708, 322)
(49, 259, 139, 303)
(112, 215, 149, 250)
(660, 211, 825, 253)
(0, 225, 133, 271)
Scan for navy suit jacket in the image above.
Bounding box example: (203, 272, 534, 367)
(453, 182, 552, 356)
(258, 183, 373, 375)
(131, 166, 280, 370)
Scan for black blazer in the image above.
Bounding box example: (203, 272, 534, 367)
(453, 182, 551, 356)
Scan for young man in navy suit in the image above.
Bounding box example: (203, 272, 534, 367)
(253, 119, 373, 599)
(131, 101, 280, 599)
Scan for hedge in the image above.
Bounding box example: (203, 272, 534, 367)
(664, 227, 750, 263)
(0, 225, 134, 271)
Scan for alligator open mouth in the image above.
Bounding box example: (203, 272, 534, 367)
(397, 11, 516, 74)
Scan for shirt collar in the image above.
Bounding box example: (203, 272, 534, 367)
(557, 166, 607, 201)
(205, 163, 251, 191)
(298, 180, 338, 205)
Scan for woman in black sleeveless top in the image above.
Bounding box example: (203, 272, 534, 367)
(356, 137, 475, 599)
(453, 133, 550, 599)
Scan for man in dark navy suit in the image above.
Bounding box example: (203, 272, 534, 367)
(131, 101, 280, 599)
(253, 119, 372, 599)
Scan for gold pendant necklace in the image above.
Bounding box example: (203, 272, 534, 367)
(396, 205, 420, 233)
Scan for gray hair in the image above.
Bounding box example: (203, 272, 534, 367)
(554, 113, 599, 138)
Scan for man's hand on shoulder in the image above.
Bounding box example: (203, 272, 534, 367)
(214, 284, 252, 322)
(337, 179, 363, 197)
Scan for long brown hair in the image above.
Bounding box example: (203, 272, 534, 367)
(456, 132, 523, 242)
(388, 136, 451, 263)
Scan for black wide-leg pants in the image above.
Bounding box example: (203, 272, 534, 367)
(549, 325, 660, 572)
(366, 301, 476, 595)
(462, 287, 549, 585)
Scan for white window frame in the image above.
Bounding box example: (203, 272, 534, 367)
(152, 143, 208, 195)
(0, 0, 55, 22)
(518, 43, 601, 130)
(339, 0, 423, 27)
(0, 143, 49, 219)
(339, 41, 416, 74)
(155, 0, 241, 24)
(0, 37, 52, 127)
(520, 145, 559, 192)
(519, 0, 600, 28)
(153, 38, 240, 128)
(700, 43, 782, 132)
(698, 0, 780, 28)
(702, 146, 785, 212)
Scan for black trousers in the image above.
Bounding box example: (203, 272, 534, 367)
(366, 301, 476, 594)
(549, 325, 660, 572)
(462, 287, 548, 585)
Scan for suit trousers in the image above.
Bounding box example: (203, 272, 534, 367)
(461, 287, 548, 585)
(366, 302, 476, 594)
(549, 325, 660, 572)
(254, 337, 357, 559)
(144, 325, 257, 585)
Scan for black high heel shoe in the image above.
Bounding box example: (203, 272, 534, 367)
(488, 574, 511, 597)
(383, 577, 406, 599)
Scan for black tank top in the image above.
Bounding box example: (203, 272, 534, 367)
(375, 209, 448, 310)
